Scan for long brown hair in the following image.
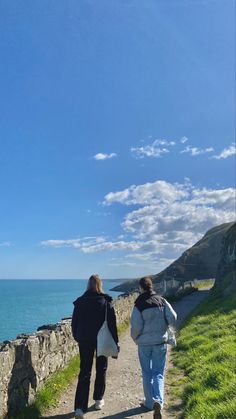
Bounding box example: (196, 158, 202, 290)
(87, 274, 104, 294)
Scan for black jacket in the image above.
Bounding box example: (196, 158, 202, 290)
(71, 291, 119, 345)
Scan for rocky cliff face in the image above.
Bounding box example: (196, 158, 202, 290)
(215, 222, 236, 293)
(112, 222, 235, 293)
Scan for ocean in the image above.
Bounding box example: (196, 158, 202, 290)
(0, 279, 121, 343)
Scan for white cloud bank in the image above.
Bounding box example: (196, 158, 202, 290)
(131, 136, 235, 162)
(93, 152, 117, 160)
(181, 146, 214, 156)
(131, 139, 175, 159)
(211, 143, 236, 160)
(131, 137, 217, 160)
(42, 179, 235, 264)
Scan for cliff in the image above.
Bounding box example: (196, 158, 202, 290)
(112, 222, 235, 293)
(215, 222, 236, 294)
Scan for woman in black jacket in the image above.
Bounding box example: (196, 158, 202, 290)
(71, 274, 119, 419)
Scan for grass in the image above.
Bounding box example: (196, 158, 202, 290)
(34, 355, 80, 412)
(117, 317, 130, 335)
(167, 289, 236, 419)
(194, 278, 215, 290)
(8, 317, 130, 419)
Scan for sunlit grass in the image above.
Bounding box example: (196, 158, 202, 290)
(194, 278, 215, 290)
(167, 290, 236, 418)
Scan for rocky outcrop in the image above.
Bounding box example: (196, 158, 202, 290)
(112, 222, 234, 293)
(215, 222, 236, 294)
(0, 320, 78, 418)
(0, 293, 137, 418)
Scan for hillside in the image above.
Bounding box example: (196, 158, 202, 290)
(112, 222, 235, 292)
(167, 224, 236, 418)
(215, 221, 236, 294)
(168, 288, 236, 418)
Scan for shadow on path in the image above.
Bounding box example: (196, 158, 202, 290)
(100, 406, 148, 418)
(173, 289, 210, 328)
(42, 406, 149, 419)
(41, 413, 74, 419)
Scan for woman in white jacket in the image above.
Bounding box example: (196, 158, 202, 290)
(131, 276, 177, 419)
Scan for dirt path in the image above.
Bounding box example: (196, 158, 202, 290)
(42, 289, 210, 419)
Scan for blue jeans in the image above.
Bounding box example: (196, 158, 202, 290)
(138, 344, 167, 409)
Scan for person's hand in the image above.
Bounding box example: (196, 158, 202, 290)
(112, 343, 120, 359)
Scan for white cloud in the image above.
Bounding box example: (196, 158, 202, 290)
(81, 240, 141, 253)
(180, 136, 188, 144)
(41, 237, 142, 253)
(41, 236, 108, 250)
(181, 145, 214, 156)
(191, 188, 235, 210)
(104, 180, 235, 258)
(104, 180, 189, 206)
(131, 139, 175, 159)
(153, 139, 176, 146)
(41, 239, 82, 248)
(93, 152, 117, 160)
(42, 179, 235, 271)
(0, 241, 12, 247)
(211, 143, 236, 160)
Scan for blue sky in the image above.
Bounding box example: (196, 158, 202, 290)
(0, 0, 235, 279)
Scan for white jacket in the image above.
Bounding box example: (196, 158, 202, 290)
(131, 292, 177, 346)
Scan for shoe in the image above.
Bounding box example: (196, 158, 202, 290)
(75, 408, 84, 419)
(95, 399, 105, 410)
(140, 401, 153, 411)
(139, 398, 153, 411)
(153, 401, 162, 419)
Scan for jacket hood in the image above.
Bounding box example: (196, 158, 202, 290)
(135, 290, 155, 304)
(73, 291, 113, 306)
(135, 291, 164, 312)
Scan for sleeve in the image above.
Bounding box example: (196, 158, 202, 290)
(71, 304, 79, 341)
(164, 300, 177, 328)
(131, 306, 144, 342)
(107, 301, 119, 344)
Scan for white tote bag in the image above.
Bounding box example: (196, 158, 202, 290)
(97, 302, 119, 357)
(164, 304, 177, 347)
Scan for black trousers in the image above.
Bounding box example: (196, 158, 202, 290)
(74, 342, 108, 412)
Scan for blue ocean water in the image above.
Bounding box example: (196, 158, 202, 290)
(0, 279, 120, 343)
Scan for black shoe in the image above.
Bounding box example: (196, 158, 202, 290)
(140, 402, 153, 412)
(153, 401, 162, 419)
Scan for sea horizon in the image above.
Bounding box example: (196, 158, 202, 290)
(0, 279, 121, 343)
(0, 278, 131, 281)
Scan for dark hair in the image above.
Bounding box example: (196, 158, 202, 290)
(87, 274, 104, 294)
(139, 276, 153, 292)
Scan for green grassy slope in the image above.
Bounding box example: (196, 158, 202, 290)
(169, 290, 236, 418)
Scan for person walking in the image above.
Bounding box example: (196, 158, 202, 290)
(131, 276, 177, 419)
(71, 274, 119, 419)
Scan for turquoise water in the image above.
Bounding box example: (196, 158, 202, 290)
(0, 279, 120, 343)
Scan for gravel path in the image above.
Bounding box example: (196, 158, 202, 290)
(42, 289, 210, 419)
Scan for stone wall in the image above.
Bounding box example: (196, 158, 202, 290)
(0, 293, 137, 418)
